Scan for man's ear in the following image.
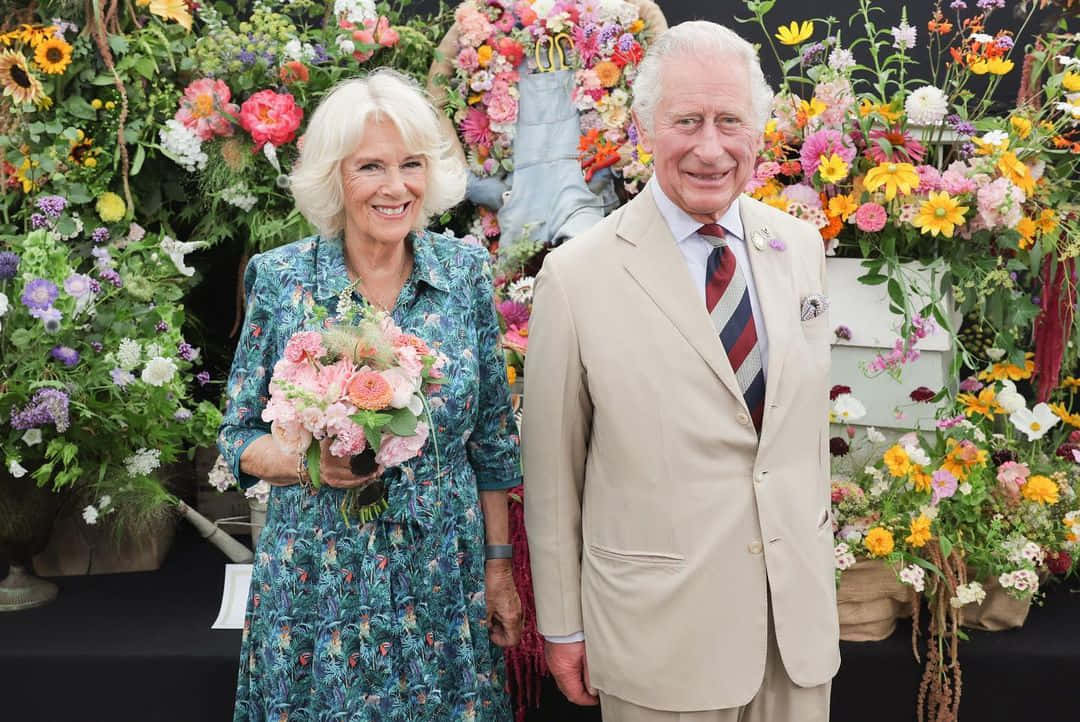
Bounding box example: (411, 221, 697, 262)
(632, 111, 653, 153)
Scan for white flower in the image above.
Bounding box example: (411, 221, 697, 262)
(159, 119, 208, 173)
(899, 564, 926, 593)
(870, 478, 890, 497)
(141, 356, 178, 386)
(904, 444, 931, 467)
(949, 581, 987, 608)
(99, 494, 112, 509)
(831, 393, 867, 422)
(531, 0, 555, 17)
(970, 32, 994, 44)
(283, 39, 314, 62)
(996, 380, 1026, 414)
(891, 21, 917, 50)
(905, 86, 949, 125)
(980, 132, 1009, 150)
(507, 277, 535, 304)
(116, 338, 141, 371)
(127, 223, 146, 242)
(244, 480, 271, 505)
(842, 528, 863, 544)
(336, 36, 355, 55)
(834, 543, 856, 571)
(866, 427, 886, 444)
(864, 465, 884, 482)
(82, 505, 99, 524)
(160, 236, 204, 277)
(1054, 100, 1080, 120)
(333, 0, 376, 24)
(972, 426, 986, 443)
(1057, 55, 1080, 68)
(124, 448, 161, 476)
(111, 369, 135, 387)
(1000, 568, 1039, 593)
(828, 48, 855, 71)
(7, 459, 27, 478)
(21, 429, 42, 446)
(221, 184, 258, 212)
(920, 503, 939, 521)
(959, 482, 973, 495)
(0, 292, 7, 317)
(1009, 402, 1060, 441)
(208, 455, 238, 492)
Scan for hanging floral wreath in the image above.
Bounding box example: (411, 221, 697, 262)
(446, 0, 656, 196)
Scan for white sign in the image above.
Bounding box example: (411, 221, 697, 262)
(211, 563, 253, 630)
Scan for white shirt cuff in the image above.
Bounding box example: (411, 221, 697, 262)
(544, 631, 586, 643)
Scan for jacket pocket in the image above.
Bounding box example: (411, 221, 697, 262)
(588, 543, 686, 566)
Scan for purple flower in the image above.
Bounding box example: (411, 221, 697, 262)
(0, 251, 19, 280)
(834, 325, 853, 341)
(995, 36, 1014, 51)
(949, 0, 967, 8)
(976, 0, 1004, 8)
(617, 33, 635, 52)
(91, 246, 113, 270)
(237, 49, 256, 64)
(64, 273, 93, 298)
(931, 469, 958, 503)
(88, 278, 101, 293)
(50, 346, 80, 367)
(156, 321, 169, 332)
(90, 341, 104, 352)
(99, 269, 122, 287)
(959, 142, 976, 159)
(11, 388, 71, 432)
(936, 414, 965, 429)
(801, 41, 826, 66)
(177, 342, 198, 361)
(91, 227, 110, 244)
(769, 238, 786, 251)
(174, 408, 193, 422)
(21, 278, 58, 310)
(35, 195, 67, 219)
(598, 23, 620, 45)
(196, 371, 211, 386)
(312, 43, 329, 64)
(496, 299, 530, 328)
(959, 376, 984, 392)
(30, 213, 49, 229)
(947, 115, 976, 136)
(111, 368, 135, 387)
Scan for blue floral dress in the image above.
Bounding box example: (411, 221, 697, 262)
(218, 231, 522, 722)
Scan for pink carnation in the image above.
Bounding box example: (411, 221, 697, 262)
(486, 89, 518, 126)
(456, 46, 480, 72)
(375, 421, 430, 467)
(854, 202, 888, 232)
(454, 4, 493, 47)
(800, 129, 856, 176)
(329, 421, 368, 457)
(915, 165, 943, 193)
(318, 358, 357, 399)
(976, 177, 1025, 229)
(239, 90, 303, 152)
(996, 461, 1030, 501)
(284, 331, 327, 363)
(175, 78, 238, 141)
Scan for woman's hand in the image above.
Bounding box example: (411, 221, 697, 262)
(318, 438, 384, 489)
(485, 559, 523, 648)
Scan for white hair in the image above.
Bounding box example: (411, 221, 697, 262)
(290, 68, 466, 238)
(631, 21, 774, 134)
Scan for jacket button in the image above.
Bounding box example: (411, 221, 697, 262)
(747, 541, 763, 555)
(736, 412, 750, 426)
(754, 471, 767, 484)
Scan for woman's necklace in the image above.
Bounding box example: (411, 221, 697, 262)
(354, 254, 411, 313)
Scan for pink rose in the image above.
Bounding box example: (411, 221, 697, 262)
(382, 367, 420, 409)
(375, 422, 430, 467)
(395, 345, 423, 378)
(271, 419, 313, 456)
(486, 92, 518, 126)
(457, 47, 480, 72)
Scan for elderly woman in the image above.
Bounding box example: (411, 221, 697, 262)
(218, 68, 523, 722)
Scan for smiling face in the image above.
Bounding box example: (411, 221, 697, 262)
(636, 52, 762, 223)
(341, 117, 428, 246)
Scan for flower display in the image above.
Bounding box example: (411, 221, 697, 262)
(238, 90, 304, 151)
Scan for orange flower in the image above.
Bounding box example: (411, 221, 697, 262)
(279, 61, 309, 84)
(593, 60, 621, 88)
(346, 371, 394, 410)
(978, 353, 1035, 382)
(942, 439, 987, 481)
(820, 212, 844, 241)
(911, 466, 932, 493)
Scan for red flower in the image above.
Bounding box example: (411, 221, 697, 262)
(279, 61, 309, 84)
(1046, 550, 1072, 575)
(496, 37, 524, 67)
(239, 90, 303, 151)
(612, 42, 643, 68)
(298, 652, 312, 667)
(830, 384, 852, 400)
(909, 386, 936, 402)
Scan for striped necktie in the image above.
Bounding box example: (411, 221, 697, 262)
(700, 223, 765, 433)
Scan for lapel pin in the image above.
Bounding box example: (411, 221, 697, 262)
(751, 227, 770, 251)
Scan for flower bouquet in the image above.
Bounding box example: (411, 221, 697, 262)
(261, 294, 447, 522)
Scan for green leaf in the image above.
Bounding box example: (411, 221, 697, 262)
(305, 442, 321, 489)
(65, 96, 98, 121)
(859, 273, 888, 286)
(887, 278, 905, 308)
(387, 408, 418, 437)
(364, 425, 381, 451)
(939, 535, 953, 559)
(54, 216, 77, 237)
(131, 144, 146, 176)
(133, 57, 156, 80)
(66, 184, 92, 204)
(9, 329, 34, 349)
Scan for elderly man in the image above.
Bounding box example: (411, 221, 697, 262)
(522, 20, 840, 722)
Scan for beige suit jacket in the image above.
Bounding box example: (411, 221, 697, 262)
(522, 191, 840, 711)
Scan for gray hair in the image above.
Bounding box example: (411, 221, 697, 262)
(631, 21, 774, 134)
(290, 68, 467, 238)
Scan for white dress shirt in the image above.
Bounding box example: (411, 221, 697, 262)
(544, 182, 770, 645)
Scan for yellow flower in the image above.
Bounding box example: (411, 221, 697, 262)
(858, 98, 902, 123)
(628, 19, 645, 34)
(1017, 216, 1037, 249)
(865, 527, 895, 557)
(883, 445, 912, 478)
(1062, 376, 1080, 390)
(1010, 116, 1032, 139)
(91, 98, 102, 109)
(912, 191, 968, 238)
(761, 195, 789, 212)
(958, 387, 1001, 419)
(828, 194, 859, 221)
(476, 44, 493, 68)
(147, 0, 193, 30)
(905, 515, 932, 548)
(971, 57, 1014, 75)
(1022, 475, 1060, 505)
(105, 101, 115, 110)
(1063, 72, 1080, 93)
(506, 365, 517, 385)
(864, 161, 920, 201)
(799, 97, 826, 118)
(775, 21, 814, 46)
(978, 353, 1035, 382)
(636, 144, 652, 165)
(0, 49, 45, 106)
(942, 440, 988, 481)
(1035, 208, 1057, 234)
(911, 466, 932, 493)
(33, 36, 72, 75)
(95, 191, 126, 223)
(84, 157, 97, 168)
(817, 153, 849, 184)
(1049, 403, 1080, 428)
(998, 152, 1035, 195)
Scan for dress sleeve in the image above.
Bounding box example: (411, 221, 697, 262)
(217, 253, 276, 489)
(466, 251, 524, 491)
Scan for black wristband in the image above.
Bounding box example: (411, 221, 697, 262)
(484, 543, 513, 560)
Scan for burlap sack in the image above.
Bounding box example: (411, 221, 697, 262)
(837, 559, 915, 641)
(960, 575, 1033, 631)
(33, 509, 176, 576)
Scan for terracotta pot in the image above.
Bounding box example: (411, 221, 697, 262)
(836, 558, 916, 641)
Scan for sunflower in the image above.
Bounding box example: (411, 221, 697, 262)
(0, 50, 44, 106)
(33, 36, 72, 75)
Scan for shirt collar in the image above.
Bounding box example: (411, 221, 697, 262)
(314, 231, 450, 303)
(648, 177, 745, 244)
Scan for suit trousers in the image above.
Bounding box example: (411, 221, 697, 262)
(598, 602, 831, 722)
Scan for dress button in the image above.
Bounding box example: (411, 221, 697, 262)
(736, 412, 750, 426)
(747, 541, 763, 555)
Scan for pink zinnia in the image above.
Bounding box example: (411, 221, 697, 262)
(958, 376, 983, 392)
(854, 202, 887, 232)
(866, 127, 926, 164)
(799, 129, 856, 176)
(497, 300, 530, 328)
(461, 108, 493, 147)
(503, 325, 528, 354)
(175, 78, 238, 141)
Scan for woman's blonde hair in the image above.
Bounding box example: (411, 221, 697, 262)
(290, 68, 467, 238)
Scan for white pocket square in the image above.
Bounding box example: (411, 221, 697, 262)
(800, 293, 829, 322)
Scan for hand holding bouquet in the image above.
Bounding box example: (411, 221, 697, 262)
(262, 301, 447, 520)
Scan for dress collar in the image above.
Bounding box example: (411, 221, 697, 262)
(314, 231, 450, 303)
(648, 178, 745, 244)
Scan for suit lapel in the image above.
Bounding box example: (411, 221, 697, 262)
(739, 196, 797, 438)
(617, 192, 747, 409)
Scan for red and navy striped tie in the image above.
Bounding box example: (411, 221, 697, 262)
(700, 223, 765, 433)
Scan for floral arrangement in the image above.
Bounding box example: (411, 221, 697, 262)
(163, 0, 452, 252)
(445, 0, 653, 216)
(0, 224, 220, 528)
(262, 291, 448, 521)
(738, 0, 1080, 391)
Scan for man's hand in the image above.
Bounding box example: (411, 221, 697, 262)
(485, 560, 523, 648)
(545, 640, 599, 706)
